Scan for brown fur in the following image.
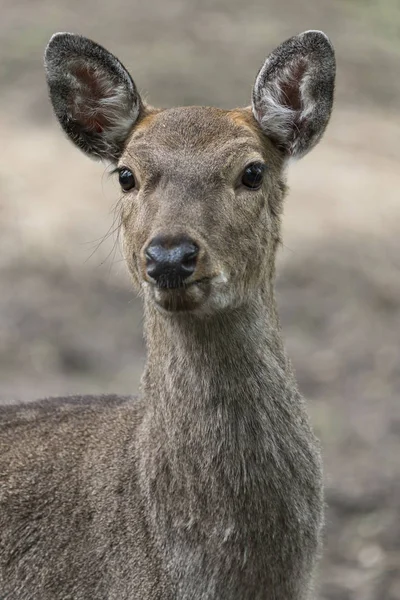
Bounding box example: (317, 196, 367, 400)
(0, 31, 336, 599)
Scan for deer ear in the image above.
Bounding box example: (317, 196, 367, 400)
(45, 33, 143, 162)
(252, 31, 335, 160)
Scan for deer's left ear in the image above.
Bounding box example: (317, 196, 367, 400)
(252, 31, 335, 160)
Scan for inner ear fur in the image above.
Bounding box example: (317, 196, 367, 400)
(252, 30, 336, 160)
(45, 33, 144, 162)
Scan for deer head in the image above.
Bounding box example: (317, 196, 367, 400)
(45, 31, 335, 315)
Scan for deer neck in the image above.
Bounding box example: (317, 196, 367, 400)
(140, 294, 296, 456)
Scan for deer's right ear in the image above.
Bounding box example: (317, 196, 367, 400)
(45, 33, 143, 162)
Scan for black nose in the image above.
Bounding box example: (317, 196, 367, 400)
(145, 235, 199, 288)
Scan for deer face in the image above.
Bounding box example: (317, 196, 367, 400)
(118, 106, 284, 313)
(45, 31, 335, 314)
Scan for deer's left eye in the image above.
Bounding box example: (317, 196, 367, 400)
(118, 168, 135, 191)
(241, 162, 266, 190)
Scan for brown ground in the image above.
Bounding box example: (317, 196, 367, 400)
(1, 0, 400, 597)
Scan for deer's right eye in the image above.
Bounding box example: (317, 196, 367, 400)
(118, 168, 135, 191)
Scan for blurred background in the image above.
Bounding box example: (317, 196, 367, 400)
(1, 0, 400, 597)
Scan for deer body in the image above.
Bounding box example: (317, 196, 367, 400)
(0, 31, 335, 599)
(0, 304, 321, 600)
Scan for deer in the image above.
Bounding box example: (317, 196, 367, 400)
(0, 30, 335, 599)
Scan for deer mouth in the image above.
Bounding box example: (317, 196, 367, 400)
(155, 277, 211, 290)
(148, 278, 212, 312)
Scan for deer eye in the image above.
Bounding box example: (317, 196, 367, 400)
(241, 162, 266, 190)
(118, 168, 135, 191)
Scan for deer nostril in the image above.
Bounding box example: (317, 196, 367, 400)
(180, 259, 196, 277)
(180, 246, 199, 268)
(145, 247, 159, 265)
